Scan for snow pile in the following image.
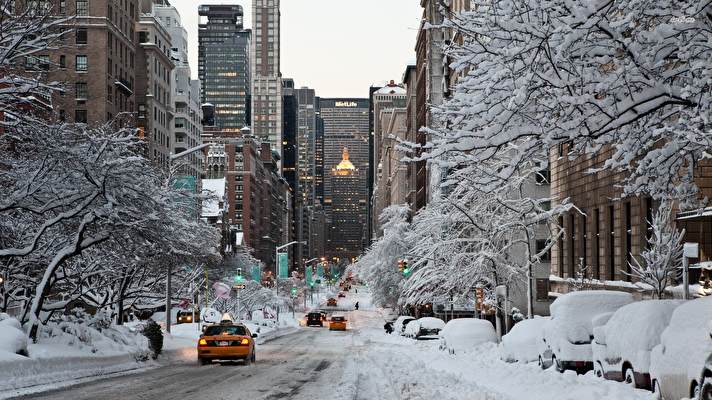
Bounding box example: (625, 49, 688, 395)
(440, 318, 496, 355)
(0, 314, 28, 361)
(32, 312, 150, 360)
(596, 300, 681, 374)
(650, 296, 712, 399)
(501, 317, 549, 363)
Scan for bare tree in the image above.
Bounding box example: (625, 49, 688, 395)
(627, 202, 684, 299)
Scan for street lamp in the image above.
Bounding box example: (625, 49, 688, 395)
(165, 143, 211, 334)
(275, 241, 306, 278)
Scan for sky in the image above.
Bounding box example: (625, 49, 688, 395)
(173, 0, 422, 98)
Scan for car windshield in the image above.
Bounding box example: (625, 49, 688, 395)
(204, 325, 247, 336)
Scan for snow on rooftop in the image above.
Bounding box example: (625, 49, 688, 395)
(201, 178, 225, 218)
(375, 85, 406, 95)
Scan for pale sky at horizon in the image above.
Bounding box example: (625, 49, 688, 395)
(173, 0, 422, 98)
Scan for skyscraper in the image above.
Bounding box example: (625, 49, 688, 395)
(251, 0, 283, 169)
(198, 5, 250, 132)
(329, 148, 364, 262)
(295, 87, 317, 207)
(319, 98, 370, 256)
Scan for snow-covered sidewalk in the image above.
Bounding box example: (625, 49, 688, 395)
(339, 289, 654, 400)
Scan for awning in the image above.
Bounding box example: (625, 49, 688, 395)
(677, 207, 712, 221)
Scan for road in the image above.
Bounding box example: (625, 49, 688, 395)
(13, 326, 354, 400)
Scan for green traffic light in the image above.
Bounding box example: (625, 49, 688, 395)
(234, 275, 244, 283)
(402, 268, 411, 276)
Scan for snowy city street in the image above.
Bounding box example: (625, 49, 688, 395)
(2, 290, 654, 400)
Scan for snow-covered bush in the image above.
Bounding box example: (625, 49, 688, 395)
(141, 319, 163, 360)
(0, 314, 28, 358)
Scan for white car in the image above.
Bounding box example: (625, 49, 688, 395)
(650, 297, 712, 400)
(411, 317, 445, 340)
(404, 318, 421, 338)
(440, 318, 497, 355)
(538, 290, 634, 373)
(592, 300, 681, 390)
(501, 317, 549, 363)
(393, 316, 415, 336)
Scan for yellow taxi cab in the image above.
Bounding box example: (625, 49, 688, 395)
(329, 315, 347, 331)
(197, 321, 257, 365)
(327, 298, 337, 307)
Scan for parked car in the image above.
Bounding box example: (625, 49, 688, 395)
(592, 300, 681, 389)
(0, 315, 28, 358)
(393, 316, 415, 335)
(501, 317, 550, 363)
(538, 290, 634, 373)
(405, 317, 445, 340)
(440, 318, 497, 355)
(650, 296, 712, 400)
(306, 312, 323, 327)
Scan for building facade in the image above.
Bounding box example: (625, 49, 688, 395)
(43, 0, 138, 127)
(250, 0, 283, 169)
(136, 2, 175, 170)
(154, 1, 202, 178)
(198, 4, 250, 132)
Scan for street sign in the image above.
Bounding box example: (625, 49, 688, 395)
(233, 284, 246, 290)
(251, 264, 261, 281)
(278, 253, 289, 279)
(684, 242, 699, 258)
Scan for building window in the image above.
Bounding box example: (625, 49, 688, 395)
(76, 0, 88, 15)
(75, 82, 88, 99)
(76, 28, 88, 44)
(608, 205, 615, 280)
(59, 55, 66, 68)
(59, 109, 66, 122)
(594, 208, 601, 280)
(536, 239, 550, 262)
(569, 213, 575, 278)
(107, 85, 112, 103)
(75, 55, 88, 71)
(59, 0, 66, 14)
(625, 202, 632, 282)
(75, 110, 88, 123)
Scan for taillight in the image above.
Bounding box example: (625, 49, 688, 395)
(240, 338, 249, 345)
(199, 338, 207, 346)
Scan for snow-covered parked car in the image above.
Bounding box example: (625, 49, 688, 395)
(592, 300, 681, 390)
(650, 296, 712, 400)
(393, 316, 415, 336)
(404, 317, 445, 340)
(440, 318, 496, 355)
(538, 290, 634, 373)
(0, 314, 28, 358)
(501, 317, 549, 363)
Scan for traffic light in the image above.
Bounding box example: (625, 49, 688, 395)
(402, 260, 411, 277)
(291, 287, 298, 296)
(398, 259, 404, 273)
(234, 268, 244, 284)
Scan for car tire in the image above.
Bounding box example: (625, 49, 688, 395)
(552, 355, 564, 373)
(651, 380, 662, 400)
(699, 377, 712, 400)
(624, 367, 637, 388)
(692, 380, 700, 400)
(199, 358, 210, 366)
(538, 356, 546, 370)
(594, 362, 604, 379)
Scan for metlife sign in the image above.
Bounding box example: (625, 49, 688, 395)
(335, 101, 358, 107)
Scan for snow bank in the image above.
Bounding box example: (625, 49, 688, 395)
(597, 300, 681, 375)
(501, 317, 549, 363)
(0, 314, 28, 361)
(417, 317, 445, 330)
(441, 318, 497, 355)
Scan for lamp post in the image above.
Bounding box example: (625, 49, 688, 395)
(165, 143, 211, 334)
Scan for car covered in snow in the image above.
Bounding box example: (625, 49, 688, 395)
(501, 317, 549, 363)
(650, 296, 712, 400)
(592, 300, 681, 390)
(405, 317, 445, 340)
(440, 318, 497, 355)
(393, 316, 416, 335)
(0, 314, 28, 358)
(538, 290, 634, 373)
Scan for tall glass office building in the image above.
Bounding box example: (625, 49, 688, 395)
(198, 5, 250, 132)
